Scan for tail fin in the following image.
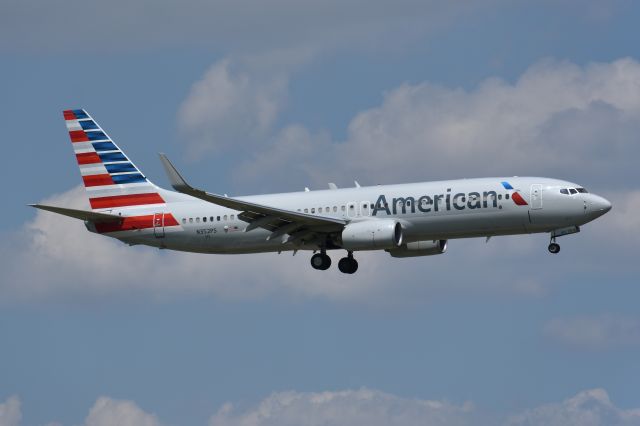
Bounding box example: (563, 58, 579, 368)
(63, 109, 166, 211)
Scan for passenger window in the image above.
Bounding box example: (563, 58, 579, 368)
(498, 194, 502, 200)
(230, 215, 235, 220)
(341, 206, 346, 211)
(560, 189, 569, 195)
(326, 206, 330, 212)
(203, 217, 207, 222)
(318, 207, 323, 213)
(569, 188, 578, 195)
(210, 216, 214, 222)
(182, 218, 186, 224)
(304, 208, 308, 213)
(223, 215, 228, 220)
(370, 203, 374, 209)
(189, 218, 193, 223)
(217, 216, 221, 221)
(333, 206, 337, 212)
(505, 193, 510, 199)
(196, 217, 200, 223)
(311, 208, 315, 213)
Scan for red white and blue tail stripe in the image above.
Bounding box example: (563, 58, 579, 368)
(64, 109, 166, 211)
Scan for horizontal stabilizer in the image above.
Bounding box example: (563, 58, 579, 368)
(29, 204, 123, 223)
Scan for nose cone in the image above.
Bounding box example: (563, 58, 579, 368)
(589, 195, 612, 219)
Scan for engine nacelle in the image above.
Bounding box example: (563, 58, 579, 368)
(341, 219, 403, 250)
(386, 240, 448, 258)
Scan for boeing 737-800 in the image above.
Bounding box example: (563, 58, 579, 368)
(32, 109, 612, 274)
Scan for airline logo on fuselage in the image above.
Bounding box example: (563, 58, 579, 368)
(371, 182, 527, 216)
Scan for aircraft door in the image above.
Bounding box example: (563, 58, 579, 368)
(530, 184, 543, 210)
(153, 212, 165, 238)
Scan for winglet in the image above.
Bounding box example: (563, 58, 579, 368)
(159, 153, 192, 192)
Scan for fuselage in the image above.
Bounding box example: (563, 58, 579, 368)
(88, 176, 611, 254)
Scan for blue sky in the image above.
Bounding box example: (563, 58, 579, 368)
(1, 1, 640, 425)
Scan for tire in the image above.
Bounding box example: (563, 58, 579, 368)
(338, 257, 358, 274)
(311, 253, 331, 270)
(548, 243, 560, 254)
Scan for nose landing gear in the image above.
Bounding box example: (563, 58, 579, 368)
(338, 251, 358, 274)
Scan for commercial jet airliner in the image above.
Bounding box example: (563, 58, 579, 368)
(32, 109, 612, 274)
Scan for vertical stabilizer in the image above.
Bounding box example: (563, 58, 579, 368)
(63, 109, 166, 211)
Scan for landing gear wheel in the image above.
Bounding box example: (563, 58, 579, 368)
(548, 243, 560, 254)
(310, 253, 331, 270)
(338, 253, 358, 274)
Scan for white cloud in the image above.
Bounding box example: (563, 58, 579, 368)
(544, 315, 640, 349)
(0, 396, 21, 426)
(209, 388, 475, 426)
(505, 388, 640, 426)
(2, 388, 639, 426)
(210, 388, 640, 426)
(178, 51, 312, 158)
(220, 58, 640, 195)
(85, 397, 161, 426)
(2, 183, 565, 305)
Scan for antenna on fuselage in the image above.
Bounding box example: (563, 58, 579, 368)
(354, 181, 361, 188)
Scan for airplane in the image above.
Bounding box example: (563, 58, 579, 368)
(31, 109, 612, 274)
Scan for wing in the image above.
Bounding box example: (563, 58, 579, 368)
(159, 154, 346, 244)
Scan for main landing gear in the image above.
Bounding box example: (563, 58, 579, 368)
(310, 251, 331, 270)
(338, 252, 358, 274)
(310, 250, 359, 274)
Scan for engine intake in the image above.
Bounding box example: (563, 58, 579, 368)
(386, 240, 447, 258)
(341, 219, 403, 250)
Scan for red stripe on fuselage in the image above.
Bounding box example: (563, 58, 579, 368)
(69, 130, 89, 142)
(83, 174, 114, 187)
(511, 192, 528, 206)
(63, 110, 76, 120)
(76, 152, 102, 165)
(89, 193, 165, 209)
(95, 213, 179, 234)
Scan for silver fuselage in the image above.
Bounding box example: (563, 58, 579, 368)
(89, 177, 611, 254)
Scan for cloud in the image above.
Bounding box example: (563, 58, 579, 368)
(0, 396, 21, 426)
(224, 58, 640, 193)
(85, 397, 161, 426)
(2, 388, 639, 426)
(544, 315, 640, 350)
(211, 388, 640, 426)
(209, 388, 475, 426)
(1, 183, 568, 306)
(178, 51, 312, 158)
(505, 388, 640, 426)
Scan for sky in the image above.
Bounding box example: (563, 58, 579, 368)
(1, 0, 640, 425)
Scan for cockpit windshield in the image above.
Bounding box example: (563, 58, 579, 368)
(560, 187, 588, 195)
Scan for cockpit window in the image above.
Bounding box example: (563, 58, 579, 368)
(560, 188, 569, 195)
(569, 188, 578, 195)
(576, 187, 588, 193)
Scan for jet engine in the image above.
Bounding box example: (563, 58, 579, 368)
(341, 219, 403, 250)
(386, 240, 447, 258)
